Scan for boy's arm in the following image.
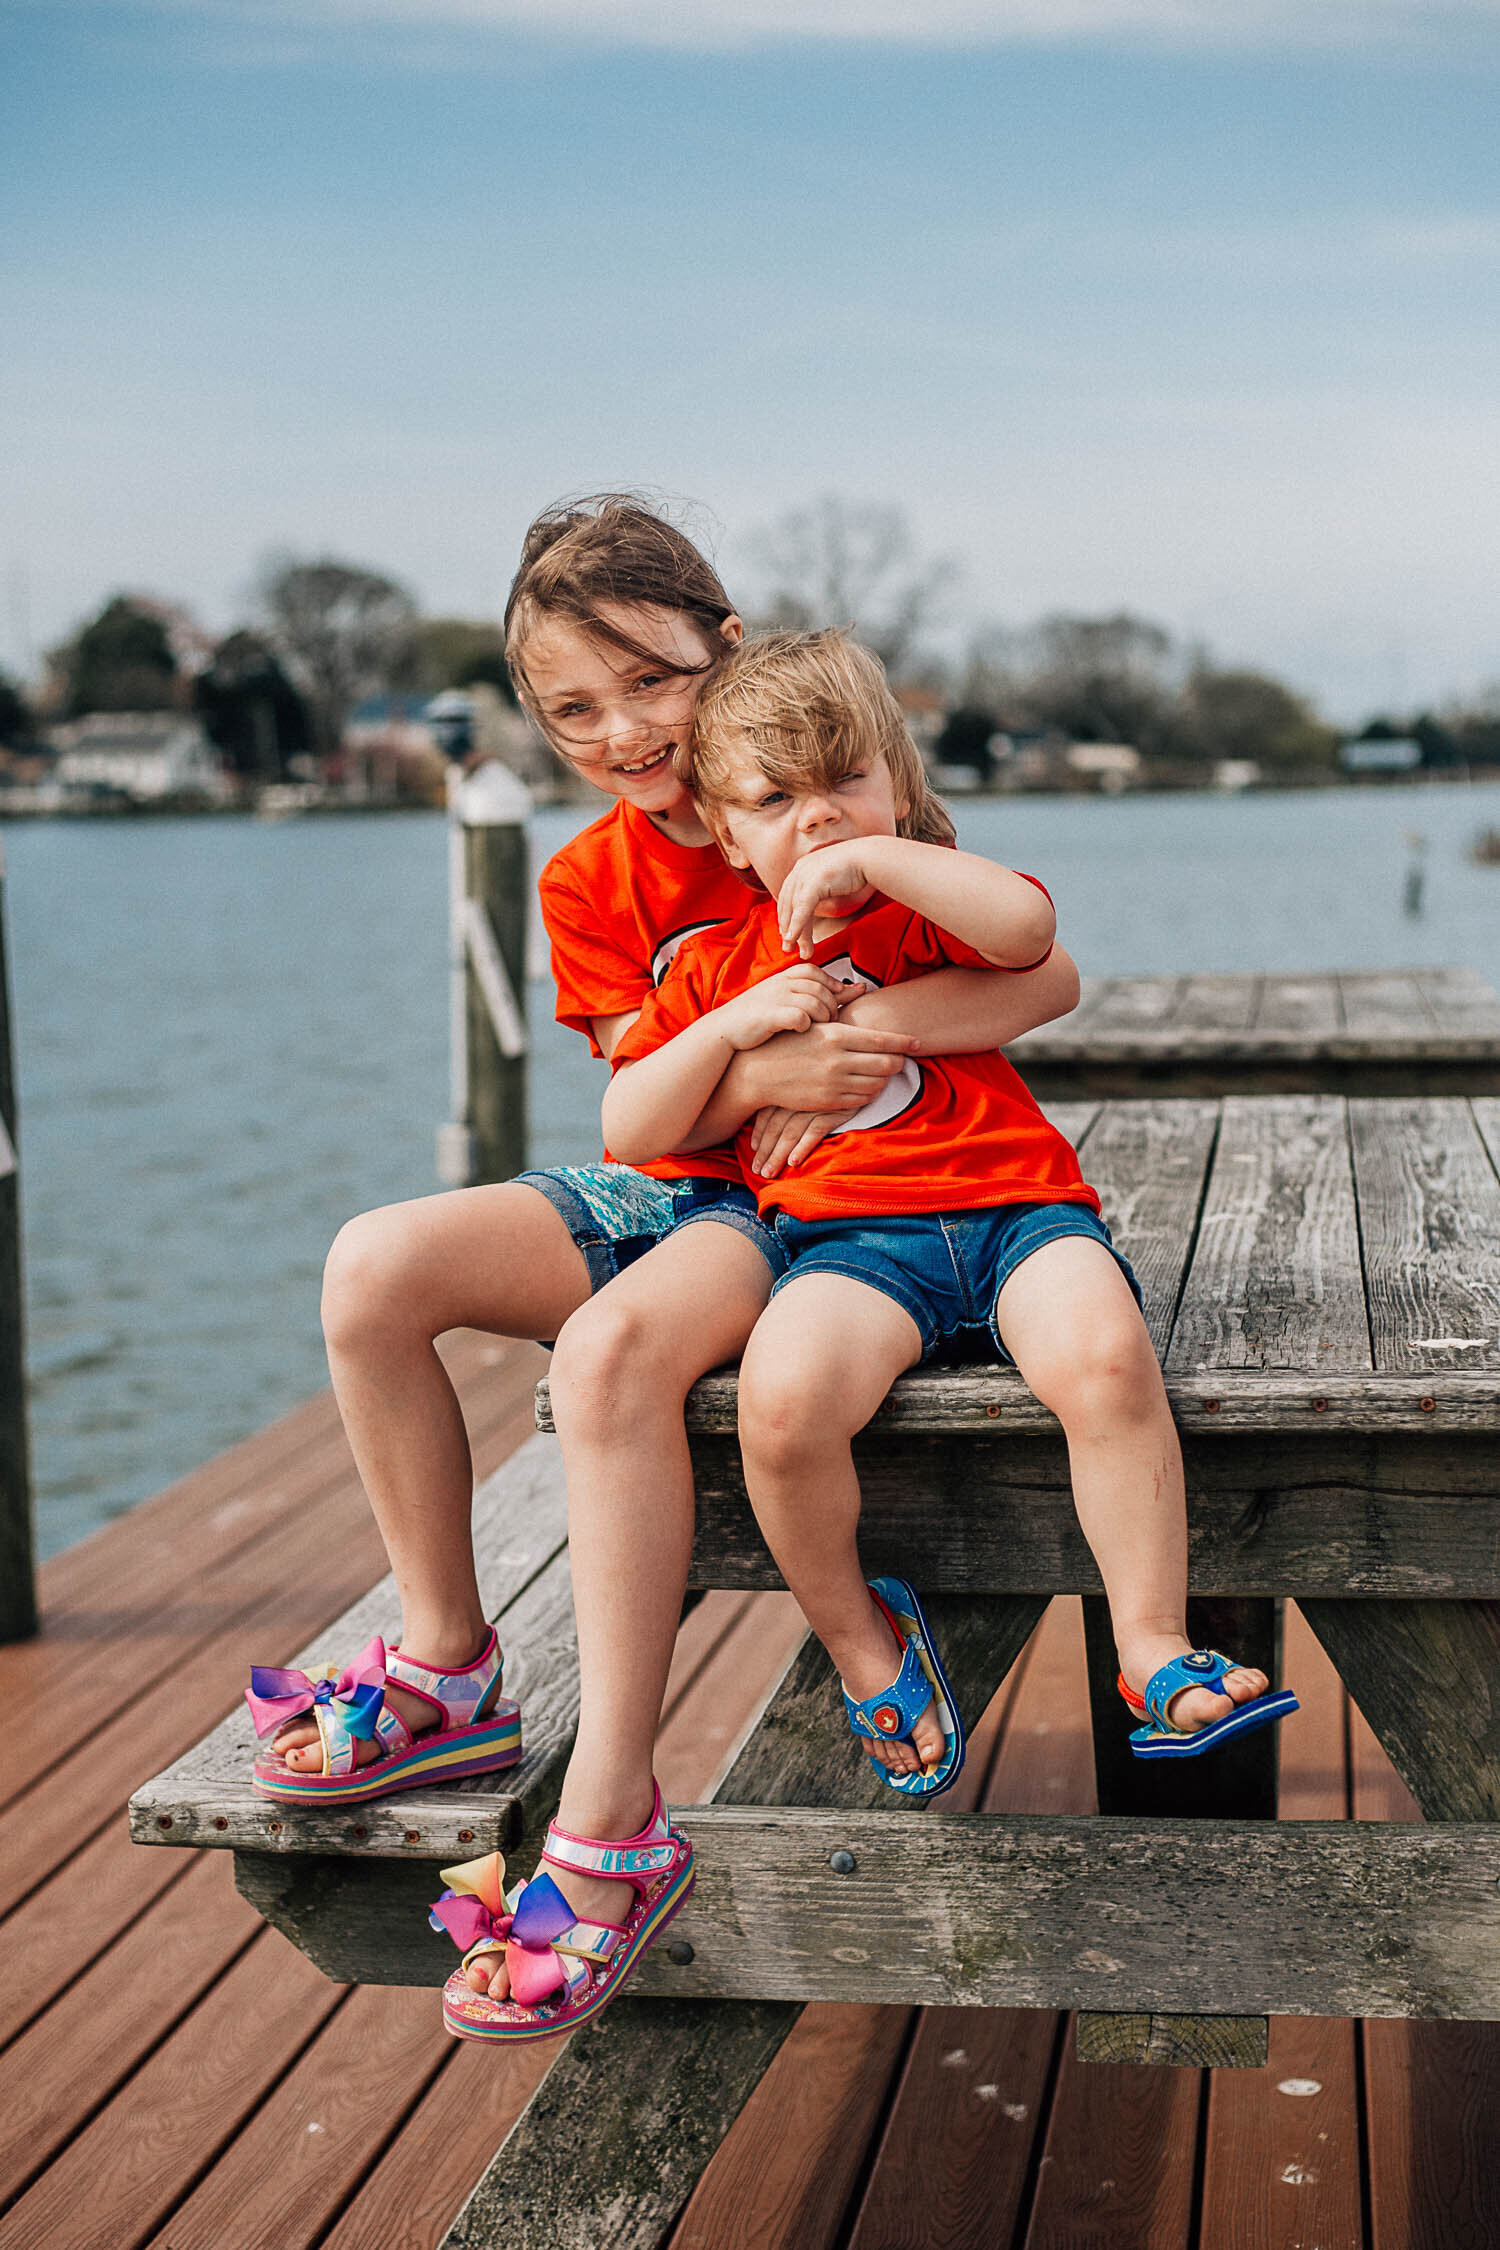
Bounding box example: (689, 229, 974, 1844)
(601, 963, 846, 1165)
(779, 840, 1056, 968)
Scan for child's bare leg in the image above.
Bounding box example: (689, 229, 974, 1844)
(278, 1183, 594, 1771)
(994, 1237, 1267, 1732)
(466, 1222, 774, 1998)
(736, 1276, 943, 1777)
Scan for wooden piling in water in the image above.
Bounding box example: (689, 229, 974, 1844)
(0, 841, 36, 1642)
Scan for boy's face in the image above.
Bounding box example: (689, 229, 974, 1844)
(524, 604, 741, 821)
(714, 747, 906, 912)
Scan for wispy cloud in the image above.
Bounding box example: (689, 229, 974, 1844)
(103, 0, 1500, 53)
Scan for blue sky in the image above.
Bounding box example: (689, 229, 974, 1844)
(4, 2, 1499, 718)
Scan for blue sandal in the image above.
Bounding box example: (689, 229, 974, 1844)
(841, 1576, 965, 1799)
(1120, 1647, 1299, 1759)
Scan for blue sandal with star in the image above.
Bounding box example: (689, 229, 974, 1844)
(841, 1575, 965, 1799)
(1119, 1647, 1299, 1759)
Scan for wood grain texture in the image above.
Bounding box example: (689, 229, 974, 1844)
(1074, 2014, 1267, 2068)
(628, 1805, 1500, 2016)
(131, 1434, 573, 1857)
(1063, 1098, 1219, 1352)
(1166, 1095, 1369, 1374)
(681, 1427, 1500, 1598)
(1021, 2041, 1199, 2250)
(1349, 1096, 1500, 1370)
(0, 1933, 341, 2250)
(438, 2001, 801, 2250)
(1299, 1596, 1500, 1820)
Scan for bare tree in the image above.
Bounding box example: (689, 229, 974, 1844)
(1019, 611, 1179, 753)
(258, 557, 419, 757)
(745, 498, 956, 679)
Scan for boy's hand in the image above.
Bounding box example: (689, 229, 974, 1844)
(749, 1106, 846, 1179)
(714, 963, 846, 1051)
(778, 843, 878, 958)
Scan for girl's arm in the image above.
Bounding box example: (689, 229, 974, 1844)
(779, 840, 1055, 967)
(602, 963, 846, 1165)
(678, 943, 1078, 1152)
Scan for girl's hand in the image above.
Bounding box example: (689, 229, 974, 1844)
(745, 1019, 913, 1112)
(715, 963, 845, 1051)
(749, 1106, 846, 1179)
(777, 843, 877, 957)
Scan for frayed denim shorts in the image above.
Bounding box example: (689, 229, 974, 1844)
(769, 1199, 1141, 1364)
(516, 1162, 787, 1295)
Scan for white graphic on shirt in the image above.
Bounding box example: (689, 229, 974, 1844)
(651, 921, 724, 986)
(820, 955, 923, 1134)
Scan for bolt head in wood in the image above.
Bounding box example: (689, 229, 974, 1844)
(667, 1940, 695, 1966)
(829, 1849, 858, 1875)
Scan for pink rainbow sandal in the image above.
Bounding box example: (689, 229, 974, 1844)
(246, 1628, 522, 1804)
(429, 1781, 695, 2042)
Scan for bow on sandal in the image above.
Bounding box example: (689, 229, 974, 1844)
(430, 1781, 695, 2042)
(1119, 1647, 1300, 1759)
(246, 1629, 522, 1804)
(841, 1575, 965, 1799)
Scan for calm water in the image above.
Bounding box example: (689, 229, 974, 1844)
(10, 780, 1500, 1558)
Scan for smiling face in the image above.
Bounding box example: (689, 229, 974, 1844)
(521, 603, 742, 825)
(715, 747, 907, 917)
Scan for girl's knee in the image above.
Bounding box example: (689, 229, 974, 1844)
(321, 1207, 418, 1352)
(548, 1295, 654, 1416)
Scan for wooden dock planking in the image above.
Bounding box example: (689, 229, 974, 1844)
(8, 1317, 1500, 2245)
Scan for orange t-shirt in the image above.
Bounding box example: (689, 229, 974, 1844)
(538, 798, 752, 1183)
(612, 892, 1099, 1223)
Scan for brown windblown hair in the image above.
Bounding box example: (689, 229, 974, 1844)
(503, 493, 737, 716)
(681, 629, 956, 851)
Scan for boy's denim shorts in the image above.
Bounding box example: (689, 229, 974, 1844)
(516, 1162, 787, 1295)
(769, 1200, 1142, 1365)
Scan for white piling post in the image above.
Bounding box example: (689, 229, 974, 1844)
(436, 758, 531, 1188)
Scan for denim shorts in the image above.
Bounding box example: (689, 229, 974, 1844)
(516, 1162, 786, 1294)
(769, 1200, 1142, 1364)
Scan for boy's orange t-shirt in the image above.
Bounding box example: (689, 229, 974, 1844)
(611, 891, 1099, 1223)
(537, 797, 752, 1183)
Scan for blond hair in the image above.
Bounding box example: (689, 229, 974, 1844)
(680, 629, 955, 850)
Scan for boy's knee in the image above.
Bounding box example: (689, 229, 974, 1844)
(737, 1356, 838, 1475)
(1030, 1314, 1160, 1423)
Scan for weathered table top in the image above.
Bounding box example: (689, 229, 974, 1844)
(1006, 965, 1500, 1095)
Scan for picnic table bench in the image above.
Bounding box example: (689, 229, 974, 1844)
(1007, 965, 1500, 1096)
(131, 1090, 1500, 2248)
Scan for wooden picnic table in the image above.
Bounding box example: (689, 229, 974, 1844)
(1007, 964, 1500, 1096)
(131, 1091, 1500, 2248)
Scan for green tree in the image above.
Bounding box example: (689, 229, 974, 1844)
(1175, 668, 1338, 770)
(1020, 612, 1177, 753)
(0, 671, 35, 751)
(194, 631, 311, 780)
(258, 557, 419, 757)
(414, 618, 515, 701)
(53, 596, 179, 716)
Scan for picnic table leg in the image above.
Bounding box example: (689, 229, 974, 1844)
(438, 1592, 1048, 2247)
(1075, 1594, 1281, 2068)
(1298, 1597, 1500, 1822)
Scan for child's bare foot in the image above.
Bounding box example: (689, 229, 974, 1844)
(837, 1624, 946, 1778)
(1119, 1633, 1269, 1735)
(463, 1791, 654, 2002)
